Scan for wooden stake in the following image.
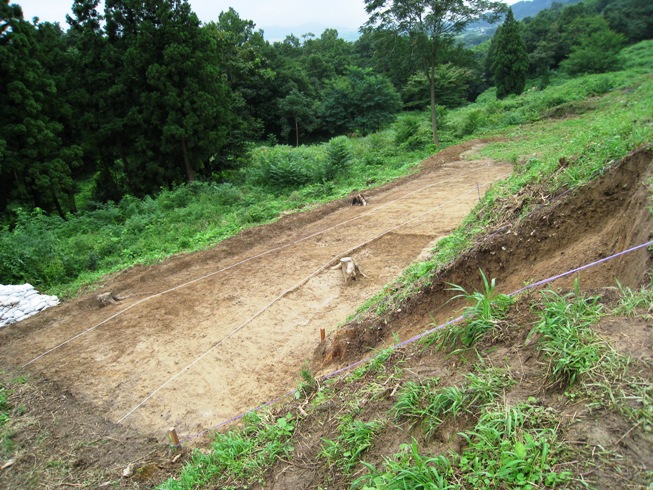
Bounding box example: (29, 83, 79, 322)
(320, 328, 326, 342)
(168, 427, 180, 446)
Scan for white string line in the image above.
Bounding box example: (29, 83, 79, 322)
(22, 161, 503, 368)
(117, 175, 507, 423)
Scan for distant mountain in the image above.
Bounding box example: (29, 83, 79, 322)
(510, 0, 583, 20)
(259, 23, 360, 43)
(260, 0, 584, 45)
(462, 0, 583, 45)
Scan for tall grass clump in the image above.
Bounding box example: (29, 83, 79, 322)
(440, 270, 514, 349)
(532, 283, 605, 387)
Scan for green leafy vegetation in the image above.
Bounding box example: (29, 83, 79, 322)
(0, 377, 17, 459)
(532, 282, 606, 387)
(613, 280, 653, 318)
(393, 366, 514, 438)
(321, 415, 385, 474)
(441, 270, 514, 348)
(158, 411, 296, 489)
(356, 401, 571, 489)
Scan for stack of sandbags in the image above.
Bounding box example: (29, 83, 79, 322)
(0, 284, 59, 328)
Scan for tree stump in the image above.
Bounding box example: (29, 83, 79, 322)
(96, 292, 119, 307)
(352, 193, 367, 206)
(339, 257, 363, 285)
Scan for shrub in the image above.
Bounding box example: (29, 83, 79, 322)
(324, 136, 352, 180)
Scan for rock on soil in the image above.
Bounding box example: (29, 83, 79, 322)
(0, 284, 59, 328)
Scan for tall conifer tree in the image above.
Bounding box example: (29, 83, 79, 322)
(491, 8, 529, 99)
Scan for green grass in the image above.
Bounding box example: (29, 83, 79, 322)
(157, 411, 296, 490)
(0, 383, 11, 457)
(393, 366, 514, 439)
(356, 402, 571, 489)
(320, 415, 385, 475)
(532, 282, 606, 387)
(439, 270, 514, 349)
(613, 280, 653, 318)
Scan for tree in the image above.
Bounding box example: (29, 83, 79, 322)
(0, 2, 80, 218)
(319, 66, 402, 136)
(278, 90, 318, 146)
(402, 63, 476, 109)
(601, 0, 653, 44)
(102, 0, 239, 195)
(560, 16, 626, 75)
(364, 0, 504, 145)
(490, 9, 529, 98)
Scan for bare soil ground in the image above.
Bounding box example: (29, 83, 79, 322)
(0, 140, 513, 487)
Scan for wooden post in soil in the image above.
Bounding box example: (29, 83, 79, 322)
(168, 427, 180, 446)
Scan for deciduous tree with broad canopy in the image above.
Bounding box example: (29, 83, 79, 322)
(363, 0, 505, 145)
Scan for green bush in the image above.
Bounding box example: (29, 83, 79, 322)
(394, 115, 432, 151)
(248, 146, 324, 191)
(324, 136, 352, 180)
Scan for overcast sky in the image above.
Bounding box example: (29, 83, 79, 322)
(16, 0, 370, 32)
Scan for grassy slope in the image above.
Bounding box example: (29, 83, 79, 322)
(155, 42, 653, 489)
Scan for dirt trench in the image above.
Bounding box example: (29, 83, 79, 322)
(0, 140, 511, 440)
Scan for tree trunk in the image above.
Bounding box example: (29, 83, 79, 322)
(428, 68, 439, 146)
(181, 137, 195, 182)
(67, 189, 78, 214)
(294, 116, 299, 147)
(50, 184, 67, 220)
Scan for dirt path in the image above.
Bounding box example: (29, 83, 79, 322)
(0, 142, 512, 439)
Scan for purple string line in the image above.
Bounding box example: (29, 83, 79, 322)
(178, 238, 653, 444)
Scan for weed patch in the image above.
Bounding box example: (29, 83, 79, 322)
(158, 411, 296, 489)
(532, 283, 606, 387)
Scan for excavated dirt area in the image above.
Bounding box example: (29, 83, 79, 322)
(0, 141, 511, 439)
(0, 142, 651, 488)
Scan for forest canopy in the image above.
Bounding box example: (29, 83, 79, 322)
(1, 0, 650, 221)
